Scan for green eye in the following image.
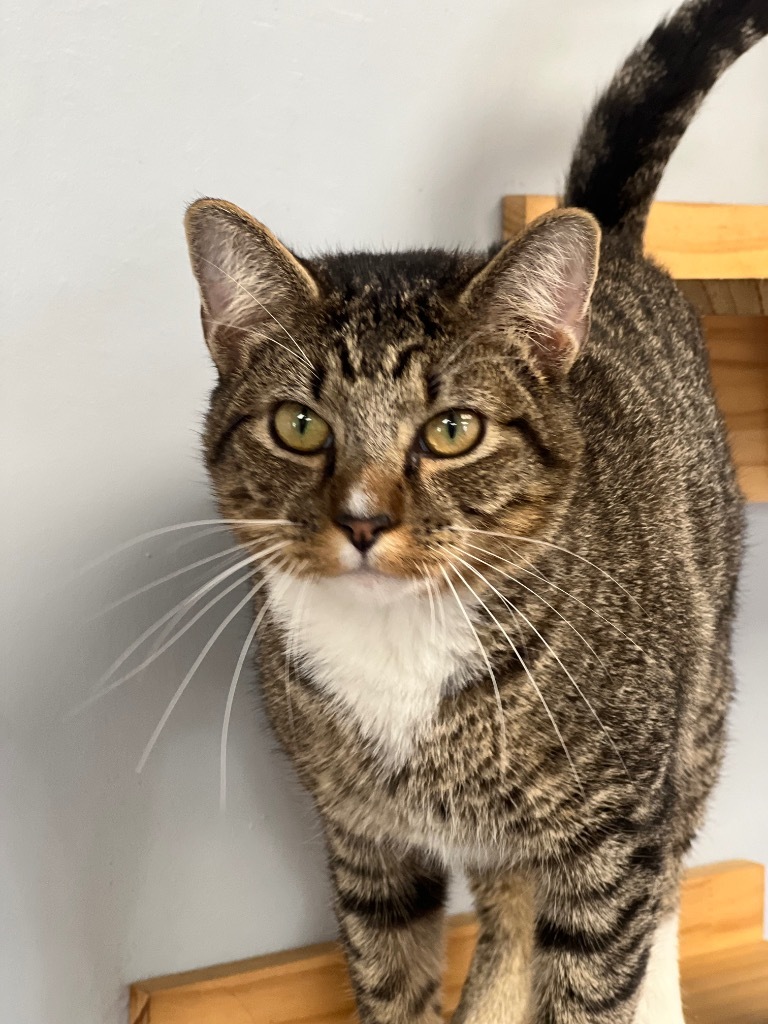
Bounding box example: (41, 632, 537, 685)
(421, 409, 483, 457)
(272, 401, 331, 454)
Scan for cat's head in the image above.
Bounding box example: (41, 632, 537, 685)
(184, 199, 599, 599)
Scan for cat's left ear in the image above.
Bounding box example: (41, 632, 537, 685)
(460, 209, 600, 375)
(184, 198, 320, 373)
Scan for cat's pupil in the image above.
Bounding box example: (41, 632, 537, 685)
(445, 414, 458, 440)
(296, 408, 310, 435)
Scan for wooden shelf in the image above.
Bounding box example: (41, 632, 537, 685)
(503, 196, 768, 287)
(503, 196, 768, 502)
(130, 860, 768, 1024)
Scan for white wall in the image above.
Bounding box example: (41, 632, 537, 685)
(3, 2, 767, 1021)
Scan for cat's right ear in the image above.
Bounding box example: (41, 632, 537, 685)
(184, 198, 320, 374)
(459, 208, 600, 376)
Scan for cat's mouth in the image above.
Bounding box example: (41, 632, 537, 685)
(343, 563, 394, 583)
(336, 562, 421, 600)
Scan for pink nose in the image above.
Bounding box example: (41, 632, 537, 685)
(335, 514, 393, 553)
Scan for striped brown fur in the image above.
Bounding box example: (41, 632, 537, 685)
(183, 2, 765, 1021)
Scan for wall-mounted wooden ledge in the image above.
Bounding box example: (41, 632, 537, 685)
(130, 861, 768, 1023)
(503, 196, 768, 502)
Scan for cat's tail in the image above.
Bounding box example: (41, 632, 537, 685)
(563, 0, 767, 246)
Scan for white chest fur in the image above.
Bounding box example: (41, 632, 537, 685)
(267, 570, 480, 761)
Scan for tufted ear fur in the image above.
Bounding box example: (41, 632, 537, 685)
(184, 198, 319, 374)
(460, 208, 600, 376)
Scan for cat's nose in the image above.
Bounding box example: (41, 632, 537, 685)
(334, 514, 394, 553)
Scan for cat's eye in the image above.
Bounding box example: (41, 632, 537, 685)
(420, 409, 483, 458)
(272, 402, 332, 454)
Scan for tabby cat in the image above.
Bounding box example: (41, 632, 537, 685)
(183, 1, 766, 1020)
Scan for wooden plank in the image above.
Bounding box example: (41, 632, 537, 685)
(502, 195, 768, 282)
(704, 315, 768, 503)
(679, 279, 768, 317)
(130, 861, 767, 1024)
(682, 945, 768, 1024)
(679, 860, 765, 959)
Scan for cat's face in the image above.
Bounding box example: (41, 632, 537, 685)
(185, 200, 599, 597)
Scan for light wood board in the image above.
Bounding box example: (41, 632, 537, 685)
(502, 195, 768, 286)
(130, 860, 767, 1024)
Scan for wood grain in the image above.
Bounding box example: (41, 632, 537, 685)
(704, 316, 768, 503)
(502, 195, 768, 284)
(503, 196, 768, 502)
(130, 861, 767, 1024)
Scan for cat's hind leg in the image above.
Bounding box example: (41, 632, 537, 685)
(452, 868, 535, 1024)
(633, 912, 686, 1024)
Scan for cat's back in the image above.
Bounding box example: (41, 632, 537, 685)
(570, 236, 743, 617)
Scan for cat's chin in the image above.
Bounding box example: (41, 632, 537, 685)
(332, 567, 421, 605)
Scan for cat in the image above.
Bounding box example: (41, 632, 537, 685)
(182, 1, 766, 1021)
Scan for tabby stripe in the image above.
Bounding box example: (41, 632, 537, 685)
(535, 892, 649, 956)
(336, 338, 357, 381)
(311, 363, 326, 400)
(392, 343, 426, 380)
(409, 977, 440, 1017)
(567, 947, 650, 1013)
(425, 370, 441, 404)
(568, 842, 664, 905)
(329, 851, 386, 880)
(337, 875, 447, 928)
(507, 417, 559, 468)
(337, 924, 365, 963)
(362, 968, 407, 1003)
(629, 841, 665, 874)
(210, 415, 250, 464)
(696, 708, 728, 747)
(564, 0, 768, 239)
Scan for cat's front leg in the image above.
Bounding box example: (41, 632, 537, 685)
(325, 823, 448, 1024)
(452, 867, 535, 1024)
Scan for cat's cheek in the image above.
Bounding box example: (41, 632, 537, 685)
(368, 526, 437, 580)
(495, 502, 549, 540)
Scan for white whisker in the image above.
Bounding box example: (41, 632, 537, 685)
(87, 547, 288, 707)
(420, 564, 437, 647)
(282, 565, 310, 748)
(455, 541, 622, 686)
(220, 559, 296, 811)
(203, 316, 313, 370)
(73, 518, 292, 578)
(168, 524, 237, 555)
(449, 526, 644, 612)
(139, 550, 248, 675)
(136, 578, 267, 774)
(458, 538, 641, 650)
(219, 606, 267, 811)
(446, 545, 628, 778)
(76, 543, 287, 714)
(72, 571, 252, 716)
(447, 561, 582, 793)
(434, 325, 489, 377)
(440, 565, 507, 750)
(94, 542, 249, 617)
(436, 571, 448, 646)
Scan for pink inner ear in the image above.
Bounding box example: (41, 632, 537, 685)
(553, 265, 591, 349)
(199, 264, 238, 323)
